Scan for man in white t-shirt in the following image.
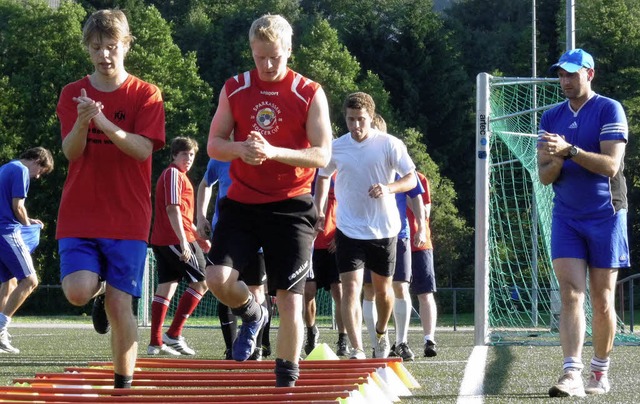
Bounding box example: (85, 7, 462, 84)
(314, 92, 417, 359)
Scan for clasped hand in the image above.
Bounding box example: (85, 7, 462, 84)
(240, 131, 273, 165)
(538, 132, 569, 157)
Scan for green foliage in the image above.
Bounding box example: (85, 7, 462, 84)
(0, 0, 211, 283)
(399, 128, 474, 286)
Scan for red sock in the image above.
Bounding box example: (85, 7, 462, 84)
(167, 288, 203, 338)
(150, 295, 170, 346)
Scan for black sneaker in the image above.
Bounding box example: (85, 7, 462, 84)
(424, 340, 437, 357)
(304, 325, 319, 355)
(336, 338, 349, 356)
(261, 344, 271, 357)
(224, 348, 233, 360)
(395, 342, 415, 361)
(91, 294, 110, 334)
(388, 343, 398, 357)
(248, 346, 262, 361)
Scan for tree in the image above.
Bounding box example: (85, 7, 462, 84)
(0, 0, 212, 283)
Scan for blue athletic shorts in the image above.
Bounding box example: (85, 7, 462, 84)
(551, 209, 630, 269)
(59, 238, 148, 297)
(0, 230, 36, 282)
(410, 249, 436, 295)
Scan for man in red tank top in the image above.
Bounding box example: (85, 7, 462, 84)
(205, 14, 332, 387)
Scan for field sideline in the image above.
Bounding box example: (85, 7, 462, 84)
(1, 319, 640, 403)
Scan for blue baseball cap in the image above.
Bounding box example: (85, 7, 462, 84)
(550, 48, 594, 73)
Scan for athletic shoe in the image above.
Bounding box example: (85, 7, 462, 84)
(223, 348, 233, 360)
(349, 348, 366, 360)
(585, 371, 610, 395)
(146, 344, 180, 356)
(261, 344, 271, 358)
(248, 346, 262, 361)
(163, 333, 196, 355)
(549, 371, 586, 397)
(91, 293, 110, 334)
(232, 305, 268, 361)
(304, 325, 319, 355)
(388, 343, 398, 357)
(0, 329, 19, 354)
(336, 338, 349, 356)
(395, 342, 415, 361)
(424, 340, 437, 357)
(374, 332, 390, 359)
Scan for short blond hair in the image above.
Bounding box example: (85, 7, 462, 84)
(82, 9, 134, 48)
(249, 14, 292, 49)
(372, 114, 387, 132)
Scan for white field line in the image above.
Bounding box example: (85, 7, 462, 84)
(457, 345, 488, 403)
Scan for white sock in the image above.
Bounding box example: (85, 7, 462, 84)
(362, 299, 378, 349)
(393, 298, 410, 345)
(424, 334, 434, 344)
(563, 356, 584, 373)
(590, 356, 610, 373)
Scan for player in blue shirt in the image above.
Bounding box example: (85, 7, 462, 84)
(538, 49, 627, 398)
(0, 147, 53, 354)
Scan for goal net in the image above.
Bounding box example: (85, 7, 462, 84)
(474, 74, 639, 345)
(138, 249, 336, 329)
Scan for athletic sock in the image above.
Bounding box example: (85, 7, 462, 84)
(590, 356, 610, 373)
(393, 297, 411, 345)
(563, 356, 584, 373)
(218, 303, 237, 350)
(231, 293, 262, 323)
(167, 287, 203, 338)
(274, 358, 299, 387)
(150, 295, 170, 346)
(362, 299, 378, 350)
(261, 297, 272, 346)
(424, 334, 435, 344)
(114, 373, 133, 389)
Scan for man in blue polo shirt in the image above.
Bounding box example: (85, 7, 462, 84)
(0, 147, 53, 354)
(538, 48, 628, 397)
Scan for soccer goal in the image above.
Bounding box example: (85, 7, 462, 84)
(138, 249, 336, 328)
(474, 73, 640, 346)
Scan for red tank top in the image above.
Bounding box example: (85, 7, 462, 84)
(225, 68, 320, 204)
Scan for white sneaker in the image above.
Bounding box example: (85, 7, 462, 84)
(0, 329, 19, 354)
(374, 332, 390, 359)
(163, 333, 196, 355)
(549, 371, 585, 397)
(585, 371, 610, 395)
(349, 348, 366, 360)
(147, 344, 180, 356)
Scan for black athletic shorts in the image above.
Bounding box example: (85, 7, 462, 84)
(309, 248, 340, 290)
(335, 228, 396, 277)
(209, 195, 316, 295)
(152, 241, 209, 284)
(364, 237, 410, 283)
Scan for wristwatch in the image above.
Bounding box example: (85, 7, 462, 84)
(566, 145, 580, 159)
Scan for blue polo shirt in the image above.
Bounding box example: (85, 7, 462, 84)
(0, 160, 29, 234)
(203, 159, 232, 229)
(539, 94, 628, 219)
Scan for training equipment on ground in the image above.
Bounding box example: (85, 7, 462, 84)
(3, 357, 419, 403)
